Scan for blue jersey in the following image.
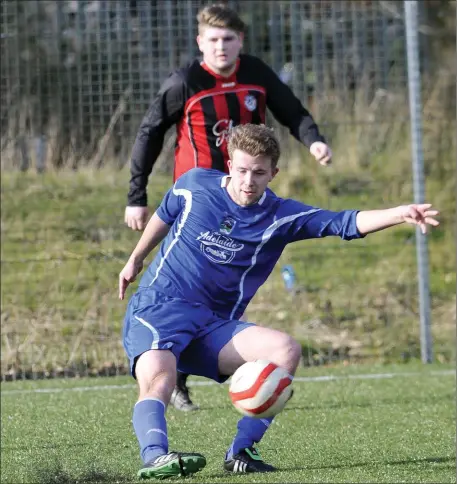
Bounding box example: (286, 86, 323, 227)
(139, 168, 363, 319)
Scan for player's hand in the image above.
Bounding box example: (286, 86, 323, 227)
(398, 204, 440, 234)
(119, 258, 144, 300)
(125, 206, 150, 231)
(310, 141, 332, 166)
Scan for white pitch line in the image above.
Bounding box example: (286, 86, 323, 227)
(0, 370, 454, 396)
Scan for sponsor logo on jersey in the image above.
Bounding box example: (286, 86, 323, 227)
(197, 230, 244, 264)
(213, 118, 234, 147)
(244, 94, 257, 111)
(220, 216, 236, 234)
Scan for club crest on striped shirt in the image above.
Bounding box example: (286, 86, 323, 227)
(244, 94, 257, 112)
(220, 216, 236, 234)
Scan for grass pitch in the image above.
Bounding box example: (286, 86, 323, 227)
(1, 363, 455, 483)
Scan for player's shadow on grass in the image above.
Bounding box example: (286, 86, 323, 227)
(284, 456, 455, 472)
(31, 462, 134, 484)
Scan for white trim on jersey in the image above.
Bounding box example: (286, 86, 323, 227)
(257, 191, 266, 205)
(134, 316, 160, 349)
(229, 209, 322, 319)
(149, 188, 193, 286)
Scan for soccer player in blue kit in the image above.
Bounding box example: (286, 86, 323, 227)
(125, 3, 332, 411)
(119, 124, 439, 479)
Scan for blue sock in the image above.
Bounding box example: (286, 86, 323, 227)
(227, 416, 274, 459)
(132, 398, 168, 464)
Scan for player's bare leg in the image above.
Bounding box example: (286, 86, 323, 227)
(218, 325, 301, 473)
(218, 325, 301, 376)
(133, 350, 206, 479)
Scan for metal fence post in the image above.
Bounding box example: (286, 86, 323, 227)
(404, 0, 433, 363)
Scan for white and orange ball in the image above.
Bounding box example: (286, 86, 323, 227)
(229, 360, 293, 419)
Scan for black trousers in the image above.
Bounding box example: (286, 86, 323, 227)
(176, 371, 189, 386)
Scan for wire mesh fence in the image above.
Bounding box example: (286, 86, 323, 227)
(1, 1, 455, 380)
(1, 0, 416, 170)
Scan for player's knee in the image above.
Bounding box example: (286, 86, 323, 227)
(138, 369, 176, 402)
(275, 334, 302, 374)
(284, 336, 302, 370)
(135, 350, 177, 401)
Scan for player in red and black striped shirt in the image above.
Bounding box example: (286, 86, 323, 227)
(124, 3, 332, 414)
(125, 4, 332, 230)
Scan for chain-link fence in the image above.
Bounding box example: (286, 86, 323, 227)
(1, 0, 455, 380)
(1, 0, 419, 169)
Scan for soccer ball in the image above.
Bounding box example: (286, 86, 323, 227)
(229, 360, 293, 419)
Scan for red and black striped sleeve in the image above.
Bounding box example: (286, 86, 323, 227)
(127, 71, 186, 207)
(256, 58, 326, 148)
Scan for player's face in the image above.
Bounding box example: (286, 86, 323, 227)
(197, 27, 243, 76)
(227, 150, 279, 206)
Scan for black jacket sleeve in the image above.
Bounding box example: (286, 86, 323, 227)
(127, 72, 186, 207)
(260, 59, 326, 148)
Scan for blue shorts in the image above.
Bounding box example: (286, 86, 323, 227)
(122, 288, 254, 383)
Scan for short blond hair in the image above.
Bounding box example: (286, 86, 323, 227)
(197, 4, 246, 35)
(228, 124, 281, 168)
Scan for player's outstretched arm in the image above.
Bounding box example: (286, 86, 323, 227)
(356, 204, 439, 236)
(119, 213, 171, 299)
